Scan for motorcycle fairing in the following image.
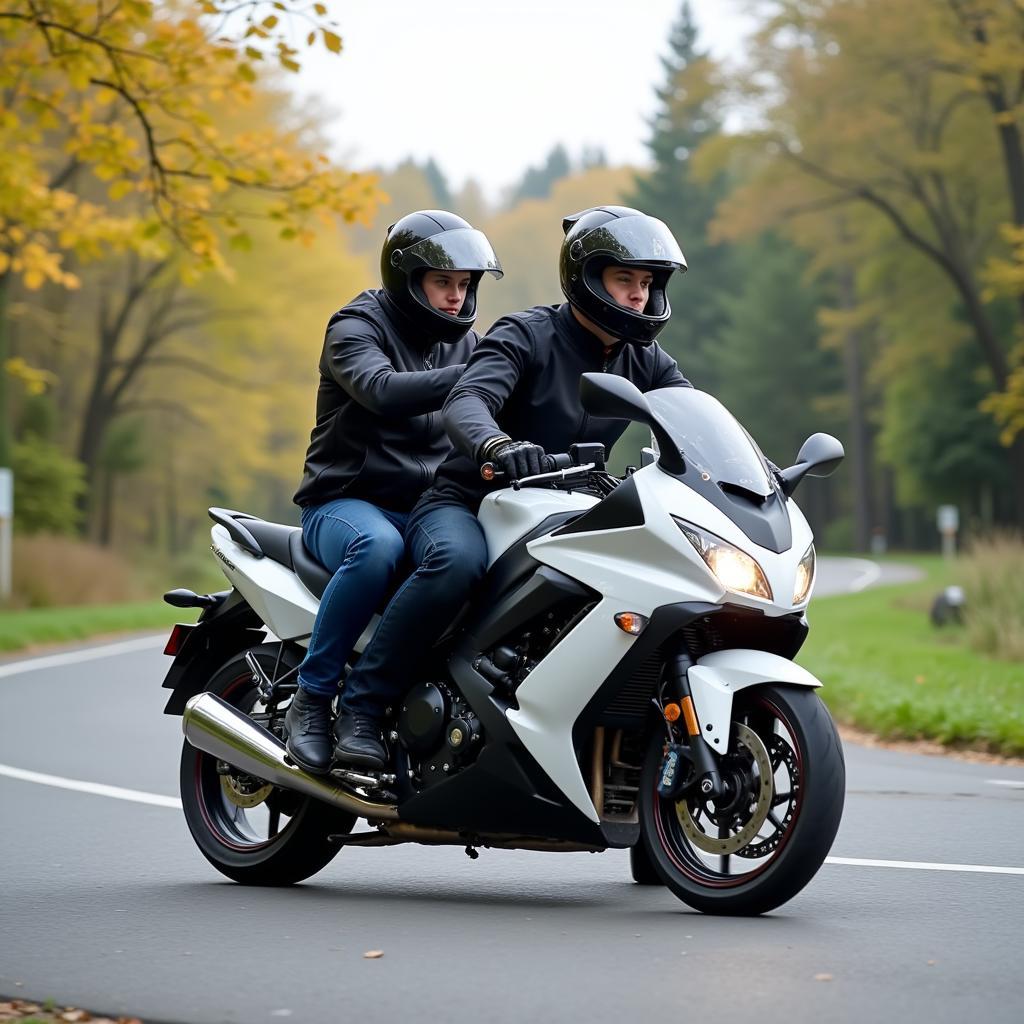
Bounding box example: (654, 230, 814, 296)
(687, 649, 823, 752)
(508, 461, 816, 822)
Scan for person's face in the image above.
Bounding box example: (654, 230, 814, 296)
(421, 270, 472, 316)
(602, 266, 653, 312)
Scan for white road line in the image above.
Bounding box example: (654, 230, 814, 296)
(2, 763, 1023, 877)
(825, 856, 1024, 876)
(843, 558, 883, 592)
(987, 779, 1024, 789)
(0, 763, 182, 808)
(0, 635, 166, 678)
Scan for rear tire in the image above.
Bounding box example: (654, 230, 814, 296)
(179, 647, 355, 885)
(639, 684, 844, 915)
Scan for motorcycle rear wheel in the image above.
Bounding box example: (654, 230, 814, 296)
(639, 684, 845, 915)
(179, 648, 355, 885)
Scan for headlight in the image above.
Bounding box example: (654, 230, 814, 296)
(793, 543, 815, 604)
(673, 519, 773, 600)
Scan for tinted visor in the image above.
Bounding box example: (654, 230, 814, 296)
(575, 215, 686, 270)
(400, 228, 503, 278)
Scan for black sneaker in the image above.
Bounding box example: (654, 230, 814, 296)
(333, 713, 386, 769)
(284, 688, 333, 775)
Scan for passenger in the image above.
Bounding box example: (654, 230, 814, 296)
(285, 211, 502, 774)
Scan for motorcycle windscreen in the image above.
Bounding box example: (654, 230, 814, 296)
(645, 388, 773, 497)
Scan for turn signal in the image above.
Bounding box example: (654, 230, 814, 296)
(614, 612, 649, 635)
(663, 702, 682, 723)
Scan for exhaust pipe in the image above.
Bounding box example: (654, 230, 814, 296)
(182, 692, 399, 821)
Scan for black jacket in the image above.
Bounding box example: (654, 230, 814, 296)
(421, 303, 690, 510)
(294, 289, 477, 512)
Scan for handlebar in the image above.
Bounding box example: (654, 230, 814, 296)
(481, 452, 573, 482)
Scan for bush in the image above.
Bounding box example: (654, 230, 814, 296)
(10, 437, 86, 535)
(959, 532, 1024, 661)
(9, 534, 146, 608)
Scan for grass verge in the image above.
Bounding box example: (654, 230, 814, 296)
(799, 556, 1024, 757)
(0, 600, 182, 654)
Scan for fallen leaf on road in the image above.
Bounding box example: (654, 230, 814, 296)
(814, 973, 833, 982)
(363, 950, 384, 959)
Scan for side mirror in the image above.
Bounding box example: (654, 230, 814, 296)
(777, 433, 845, 497)
(580, 372, 651, 421)
(579, 373, 686, 473)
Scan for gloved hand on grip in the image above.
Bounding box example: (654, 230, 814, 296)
(488, 439, 547, 481)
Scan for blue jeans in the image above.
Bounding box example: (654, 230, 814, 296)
(339, 499, 488, 719)
(297, 499, 409, 698)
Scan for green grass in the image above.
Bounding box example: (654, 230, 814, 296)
(0, 599, 183, 653)
(799, 556, 1024, 756)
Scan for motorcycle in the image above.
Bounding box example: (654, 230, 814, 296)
(161, 372, 846, 915)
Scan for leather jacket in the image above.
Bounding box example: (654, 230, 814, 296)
(294, 289, 476, 512)
(419, 303, 690, 510)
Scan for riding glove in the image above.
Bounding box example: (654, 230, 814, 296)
(487, 439, 547, 481)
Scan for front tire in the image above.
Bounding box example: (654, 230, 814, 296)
(179, 648, 355, 885)
(639, 684, 845, 915)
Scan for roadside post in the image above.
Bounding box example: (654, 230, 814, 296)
(937, 503, 959, 560)
(0, 467, 11, 600)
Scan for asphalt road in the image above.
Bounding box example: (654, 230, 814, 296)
(1, 558, 1021, 1024)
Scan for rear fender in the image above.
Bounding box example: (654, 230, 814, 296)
(161, 589, 266, 715)
(687, 649, 822, 752)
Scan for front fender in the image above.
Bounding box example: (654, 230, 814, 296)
(687, 649, 823, 751)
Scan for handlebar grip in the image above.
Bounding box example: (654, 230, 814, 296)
(545, 453, 573, 471)
(481, 452, 573, 482)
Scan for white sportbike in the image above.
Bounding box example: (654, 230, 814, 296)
(162, 372, 846, 915)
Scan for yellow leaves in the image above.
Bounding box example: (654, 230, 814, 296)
(981, 348, 1024, 446)
(108, 180, 136, 201)
(1, 1, 376, 290)
(4, 357, 57, 396)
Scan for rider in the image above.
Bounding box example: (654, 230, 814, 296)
(285, 210, 502, 774)
(331, 206, 690, 767)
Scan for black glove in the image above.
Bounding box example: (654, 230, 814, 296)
(490, 439, 547, 481)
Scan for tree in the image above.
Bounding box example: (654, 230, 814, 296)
(506, 145, 572, 207)
(715, 236, 845, 537)
(627, 1, 734, 392)
(0, 0, 379, 463)
(703, 0, 1024, 515)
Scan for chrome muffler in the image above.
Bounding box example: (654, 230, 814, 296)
(182, 692, 399, 821)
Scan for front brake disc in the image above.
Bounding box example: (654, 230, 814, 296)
(675, 723, 774, 856)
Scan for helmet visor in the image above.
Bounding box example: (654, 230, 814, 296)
(575, 215, 686, 270)
(401, 228, 503, 278)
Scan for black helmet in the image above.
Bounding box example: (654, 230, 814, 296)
(380, 210, 502, 343)
(559, 206, 687, 344)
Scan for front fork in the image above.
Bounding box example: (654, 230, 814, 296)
(656, 641, 727, 801)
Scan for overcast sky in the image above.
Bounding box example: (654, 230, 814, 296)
(285, 0, 755, 199)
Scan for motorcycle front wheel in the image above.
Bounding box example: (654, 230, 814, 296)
(639, 684, 845, 915)
(179, 648, 355, 885)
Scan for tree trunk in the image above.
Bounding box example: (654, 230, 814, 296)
(0, 270, 10, 468)
(835, 265, 874, 553)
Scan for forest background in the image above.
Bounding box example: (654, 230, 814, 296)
(2, 0, 1024, 609)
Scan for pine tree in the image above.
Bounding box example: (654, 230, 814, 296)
(627, 1, 733, 392)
